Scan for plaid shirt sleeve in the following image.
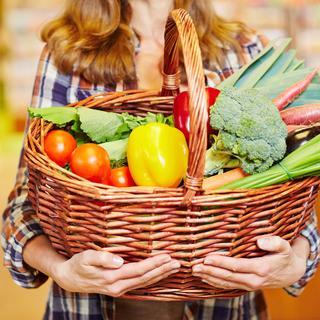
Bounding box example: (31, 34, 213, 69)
(284, 212, 320, 296)
(1, 46, 71, 288)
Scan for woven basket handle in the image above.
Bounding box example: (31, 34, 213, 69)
(161, 9, 208, 206)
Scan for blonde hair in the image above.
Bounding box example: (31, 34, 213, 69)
(41, 0, 252, 84)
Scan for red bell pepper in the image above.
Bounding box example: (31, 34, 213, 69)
(173, 87, 220, 143)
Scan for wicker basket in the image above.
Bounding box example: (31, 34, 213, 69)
(25, 9, 320, 301)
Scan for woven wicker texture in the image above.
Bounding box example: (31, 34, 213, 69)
(25, 9, 320, 301)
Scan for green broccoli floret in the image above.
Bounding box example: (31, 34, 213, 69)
(209, 87, 287, 174)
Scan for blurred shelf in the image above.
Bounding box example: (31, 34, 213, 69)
(2, 0, 63, 121)
(214, 0, 320, 65)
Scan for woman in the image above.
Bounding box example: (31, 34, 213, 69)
(2, 0, 319, 319)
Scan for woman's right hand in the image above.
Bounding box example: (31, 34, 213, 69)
(51, 250, 180, 297)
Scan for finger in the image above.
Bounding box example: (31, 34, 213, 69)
(199, 274, 252, 291)
(126, 268, 179, 293)
(202, 255, 267, 276)
(105, 254, 175, 282)
(193, 264, 264, 291)
(257, 236, 291, 254)
(106, 260, 180, 296)
(80, 250, 124, 269)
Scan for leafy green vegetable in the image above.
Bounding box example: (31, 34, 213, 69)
(100, 138, 128, 161)
(235, 38, 291, 89)
(77, 108, 124, 143)
(28, 106, 173, 146)
(110, 158, 128, 169)
(144, 113, 174, 126)
(28, 107, 78, 127)
(257, 68, 314, 92)
(289, 99, 320, 108)
(255, 49, 296, 86)
(204, 148, 240, 176)
(217, 39, 276, 89)
(209, 87, 287, 174)
(216, 38, 320, 108)
(285, 58, 304, 72)
(100, 138, 128, 168)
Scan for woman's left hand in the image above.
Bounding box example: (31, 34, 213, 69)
(192, 236, 309, 291)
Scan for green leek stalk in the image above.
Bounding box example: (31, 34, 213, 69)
(221, 134, 320, 189)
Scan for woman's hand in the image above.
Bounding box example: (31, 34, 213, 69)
(192, 236, 309, 291)
(23, 235, 180, 297)
(51, 250, 180, 297)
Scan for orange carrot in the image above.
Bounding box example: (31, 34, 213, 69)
(273, 68, 319, 111)
(202, 168, 247, 191)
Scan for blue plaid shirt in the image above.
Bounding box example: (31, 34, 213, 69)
(1, 32, 319, 320)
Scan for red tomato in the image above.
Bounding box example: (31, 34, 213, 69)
(70, 143, 111, 183)
(109, 167, 135, 187)
(44, 130, 77, 167)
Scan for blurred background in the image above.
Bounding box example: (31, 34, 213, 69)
(0, 0, 320, 319)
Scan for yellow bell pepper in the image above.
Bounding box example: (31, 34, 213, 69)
(127, 122, 189, 187)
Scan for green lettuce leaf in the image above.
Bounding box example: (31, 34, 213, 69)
(99, 138, 128, 161)
(78, 107, 124, 143)
(28, 106, 174, 144)
(28, 107, 78, 126)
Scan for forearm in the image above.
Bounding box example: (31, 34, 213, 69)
(23, 234, 67, 279)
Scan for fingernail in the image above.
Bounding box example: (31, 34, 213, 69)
(193, 265, 202, 273)
(257, 237, 270, 247)
(112, 255, 124, 267)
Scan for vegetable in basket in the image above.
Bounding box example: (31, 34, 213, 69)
(173, 87, 220, 142)
(44, 129, 77, 167)
(206, 86, 287, 175)
(221, 131, 320, 190)
(285, 125, 320, 155)
(280, 103, 320, 125)
(287, 125, 306, 133)
(217, 38, 320, 109)
(109, 167, 135, 187)
(202, 168, 247, 191)
(272, 68, 319, 111)
(70, 143, 111, 183)
(28, 106, 174, 167)
(28, 107, 174, 143)
(127, 122, 188, 187)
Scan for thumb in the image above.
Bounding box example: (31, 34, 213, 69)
(82, 250, 124, 269)
(257, 236, 291, 254)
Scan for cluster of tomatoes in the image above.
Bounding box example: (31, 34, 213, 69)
(44, 130, 135, 187)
